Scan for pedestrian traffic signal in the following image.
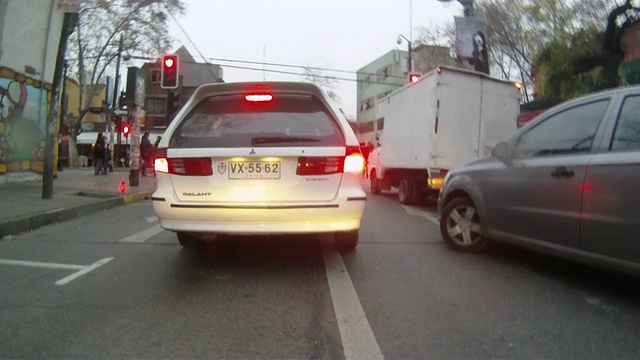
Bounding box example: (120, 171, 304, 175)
(408, 72, 422, 84)
(161, 54, 179, 89)
(122, 125, 130, 138)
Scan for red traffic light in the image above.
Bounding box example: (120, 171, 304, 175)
(122, 125, 130, 137)
(408, 72, 422, 83)
(161, 54, 179, 89)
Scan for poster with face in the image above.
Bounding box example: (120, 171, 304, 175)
(454, 16, 490, 74)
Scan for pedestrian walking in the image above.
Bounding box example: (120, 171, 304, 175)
(140, 132, 153, 176)
(93, 133, 107, 175)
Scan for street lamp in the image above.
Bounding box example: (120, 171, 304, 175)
(437, 0, 474, 17)
(397, 34, 412, 73)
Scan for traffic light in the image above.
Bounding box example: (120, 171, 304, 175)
(122, 125, 130, 138)
(408, 72, 422, 84)
(161, 54, 179, 89)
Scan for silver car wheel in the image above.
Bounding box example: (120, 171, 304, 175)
(446, 204, 482, 247)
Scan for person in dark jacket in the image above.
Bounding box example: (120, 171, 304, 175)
(140, 132, 153, 176)
(93, 133, 107, 175)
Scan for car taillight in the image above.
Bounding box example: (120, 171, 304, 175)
(296, 146, 365, 176)
(170, 158, 213, 176)
(343, 146, 365, 173)
(297, 156, 342, 175)
(154, 149, 212, 176)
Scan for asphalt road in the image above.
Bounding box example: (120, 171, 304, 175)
(1, 187, 640, 359)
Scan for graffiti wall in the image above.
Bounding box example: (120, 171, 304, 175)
(0, 66, 51, 175)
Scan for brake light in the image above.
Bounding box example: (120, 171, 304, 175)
(296, 146, 364, 176)
(245, 94, 273, 102)
(343, 146, 365, 173)
(154, 149, 212, 176)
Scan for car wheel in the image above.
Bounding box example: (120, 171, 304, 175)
(177, 232, 201, 250)
(398, 178, 415, 204)
(439, 197, 488, 252)
(370, 171, 381, 195)
(335, 230, 359, 251)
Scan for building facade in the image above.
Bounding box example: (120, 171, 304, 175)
(355, 49, 409, 144)
(141, 46, 223, 133)
(0, 0, 65, 179)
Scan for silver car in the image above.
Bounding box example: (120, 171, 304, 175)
(438, 85, 640, 273)
(152, 82, 367, 250)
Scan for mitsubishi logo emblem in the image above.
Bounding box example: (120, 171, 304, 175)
(249, 148, 256, 155)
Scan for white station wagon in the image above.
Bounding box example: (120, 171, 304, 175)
(152, 82, 367, 250)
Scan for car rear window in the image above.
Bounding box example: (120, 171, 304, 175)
(169, 93, 344, 148)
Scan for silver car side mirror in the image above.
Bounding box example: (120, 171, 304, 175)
(491, 141, 512, 161)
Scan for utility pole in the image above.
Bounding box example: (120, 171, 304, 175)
(42, 11, 77, 199)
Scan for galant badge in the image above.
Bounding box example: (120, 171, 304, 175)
(217, 162, 227, 174)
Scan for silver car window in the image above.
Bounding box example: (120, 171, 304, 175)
(611, 95, 640, 151)
(514, 99, 610, 158)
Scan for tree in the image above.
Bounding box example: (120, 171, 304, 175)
(534, 27, 601, 100)
(65, 0, 185, 143)
(303, 67, 342, 106)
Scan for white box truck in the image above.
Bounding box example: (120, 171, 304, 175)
(367, 66, 522, 204)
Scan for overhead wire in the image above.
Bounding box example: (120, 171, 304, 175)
(168, 13, 405, 87)
(176, 59, 404, 87)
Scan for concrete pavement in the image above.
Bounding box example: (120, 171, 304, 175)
(0, 167, 156, 239)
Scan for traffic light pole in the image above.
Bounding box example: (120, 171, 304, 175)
(129, 107, 144, 187)
(43, 12, 76, 199)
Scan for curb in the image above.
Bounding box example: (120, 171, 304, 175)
(0, 191, 153, 239)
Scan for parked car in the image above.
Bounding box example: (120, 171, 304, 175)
(151, 82, 367, 251)
(438, 85, 640, 273)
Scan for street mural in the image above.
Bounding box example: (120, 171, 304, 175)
(0, 67, 51, 175)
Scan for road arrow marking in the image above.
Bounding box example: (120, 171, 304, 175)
(118, 225, 163, 243)
(55, 257, 113, 286)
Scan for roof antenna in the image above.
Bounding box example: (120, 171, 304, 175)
(262, 44, 266, 81)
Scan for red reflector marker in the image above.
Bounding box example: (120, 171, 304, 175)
(245, 94, 273, 102)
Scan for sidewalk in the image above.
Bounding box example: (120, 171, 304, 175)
(0, 167, 156, 239)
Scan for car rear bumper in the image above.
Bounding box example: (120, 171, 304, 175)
(152, 195, 366, 235)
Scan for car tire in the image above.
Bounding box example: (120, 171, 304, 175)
(398, 178, 415, 204)
(335, 230, 359, 251)
(177, 232, 201, 251)
(439, 197, 488, 253)
(370, 171, 381, 195)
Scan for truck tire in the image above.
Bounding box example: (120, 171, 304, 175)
(439, 197, 488, 253)
(370, 171, 381, 194)
(335, 230, 359, 251)
(398, 178, 415, 204)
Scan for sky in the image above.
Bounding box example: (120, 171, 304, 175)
(164, 0, 463, 117)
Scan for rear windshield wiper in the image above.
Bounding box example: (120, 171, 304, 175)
(251, 136, 322, 144)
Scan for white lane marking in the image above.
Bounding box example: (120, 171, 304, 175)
(55, 257, 113, 286)
(145, 215, 159, 223)
(0, 259, 85, 270)
(402, 205, 439, 226)
(322, 244, 384, 360)
(118, 225, 163, 243)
